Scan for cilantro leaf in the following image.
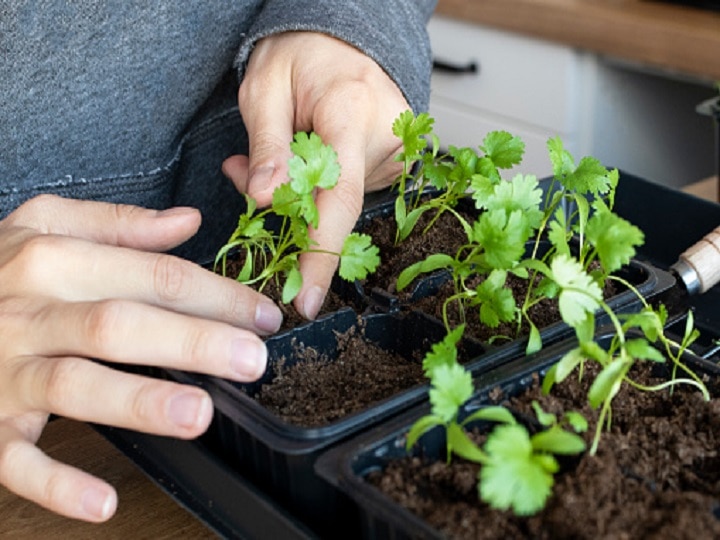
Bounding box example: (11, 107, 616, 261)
(550, 254, 602, 327)
(288, 132, 341, 194)
(586, 210, 644, 274)
(472, 269, 516, 328)
(480, 131, 525, 169)
(470, 174, 499, 210)
(479, 424, 557, 516)
(429, 363, 473, 423)
(392, 110, 433, 161)
(472, 209, 529, 270)
(566, 156, 611, 195)
(422, 324, 465, 375)
(339, 233, 380, 281)
(484, 174, 544, 232)
(547, 136, 575, 179)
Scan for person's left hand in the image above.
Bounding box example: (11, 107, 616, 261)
(222, 32, 409, 320)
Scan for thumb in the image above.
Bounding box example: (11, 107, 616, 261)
(235, 71, 295, 207)
(6, 194, 201, 252)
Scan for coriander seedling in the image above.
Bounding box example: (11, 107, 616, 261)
(406, 334, 586, 516)
(215, 132, 380, 304)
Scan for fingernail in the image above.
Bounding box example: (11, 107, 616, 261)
(168, 391, 212, 430)
(81, 486, 116, 521)
(230, 337, 268, 380)
(255, 300, 283, 334)
(302, 285, 326, 320)
(249, 165, 274, 193)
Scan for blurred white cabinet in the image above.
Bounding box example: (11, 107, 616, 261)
(427, 16, 592, 178)
(427, 15, 716, 187)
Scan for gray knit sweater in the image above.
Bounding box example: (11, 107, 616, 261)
(0, 1, 435, 260)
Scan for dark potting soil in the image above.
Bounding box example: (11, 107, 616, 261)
(253, 322, 426, 426)
(367, 363, 720, 539)
(361, 206, 472, 297)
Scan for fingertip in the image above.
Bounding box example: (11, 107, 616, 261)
(246, 165, 277, 206)
(296, 284, 326, 321)
(80, 484, 118, 522)
(167, 390, 214, 436)
(222, 155, 250, 193)
(255, 299, 283, 335)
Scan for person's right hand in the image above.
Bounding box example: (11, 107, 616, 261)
(0, 194, 283, 522)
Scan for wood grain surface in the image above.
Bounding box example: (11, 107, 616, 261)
(436, 0, 720, 81)
(0, 419, 215, 539)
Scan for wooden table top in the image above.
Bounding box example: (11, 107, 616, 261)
(0, 418, 215, 539)
(436, 0, 720, 82)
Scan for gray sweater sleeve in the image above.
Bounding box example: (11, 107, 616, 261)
(234, 0, 436, 113)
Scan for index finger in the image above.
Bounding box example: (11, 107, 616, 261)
(294, 125, 367, 319)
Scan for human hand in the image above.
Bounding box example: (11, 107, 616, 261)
(222, 32, 410, 319)
(0, 195, 282, 522)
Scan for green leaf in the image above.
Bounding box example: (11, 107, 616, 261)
(237, 251, 254, 282)
(429, 363, 474, 423)
(473, 269, 516, 328)
(531, 401, 557, 427)
(339, 233, 380, 281)
(542, 364, 558, 395)
(448, 423, 486, 463)
(397, 206, 428, 242)
(566, 156, 612, 196)
(397, 253, 454, 292)
(288, 132, 341, 194)
(623, 307, 665, 342)
(422, 325, 465, 375)
(463, 406, 517, 426)
(526, 323, 543, 355)
(394, 195, 408, 236)
(484, 174, 543, 232)
(406, 414, 444, 451)
(392, 110, 433, 160)
(550, 255, 602, 327)
(547, 136, 575, 179)
(472, 209, 529, 270)
(564, 411, 589, 433)
(480, 131, 526, 169)
(447, 146, 479, 185)
(531, 426, 586, 455)
(479, 424, 556, 516)
(470, 174, 498, 209)
(573, 312, 596, 344)
(548, 207, 571, 257)
(588, 358, 629, 408)
(281, 265, 303, 304)
(554, 347, 584, 384)
(586, 210, 644, 274)
(624, 338, 665, 363)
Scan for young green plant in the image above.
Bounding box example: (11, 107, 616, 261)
(396, 131, 646, 355)
(215, 132, 380, 304)
(406, 329, 587, 516)
(391, 110, 525, 244)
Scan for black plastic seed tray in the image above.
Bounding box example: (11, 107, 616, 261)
(96, 171, 720, 539)
(163, 308, 488, 537)
(315, 333, 720, 539)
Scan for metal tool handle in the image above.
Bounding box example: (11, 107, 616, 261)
(671, 225, 720, 295)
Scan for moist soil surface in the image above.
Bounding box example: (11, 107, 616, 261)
(367, 363, 720, 539)
(253, 322, 427, 426)
(361, 205, 472, 298)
